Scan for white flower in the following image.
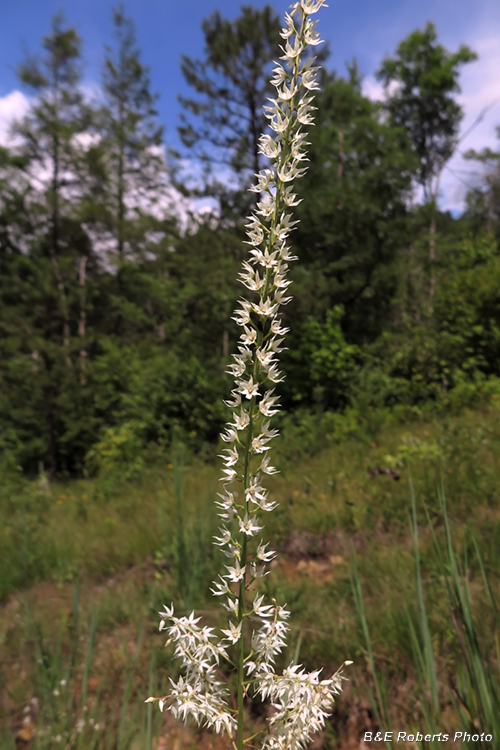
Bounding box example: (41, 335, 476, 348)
(254, 495, 278, 512)
(282, 185, 302, 207)
(240, 325, 257, 346)
(223, 390, 242, 408)
(269, 336, 287, 354)
(232, 300, 252, 326)
(297, 97, 317, 125)
(277, 81, 298, 101)
(256, 348, 276, 369)
(270, 319, 290, 336)
(210, 577, 230, 597)
(301, 65, 320, 90)
(261, 420, 279, 439)
(299, 0, 328, 15)
(244, 225, 265, 246)
(252, 434, 272, 454)
(267, 109, 290, 134)
(252, 593, 275, 617)
(256, 195, 276, 219)
(218, 446, 239, 467)
(225, 561, 246, 583)
(273, 273, 292, 290)
(304, 18, 322, 46)
(256, 542, 277, 563)
(291, 131, 311, 158)
(258, 389, 280, 417)
(274, 289, 293, 306)
(278, 161, 307, 183)
(238, 513, 263, 537)
(280, 12, 295, 39)
(245, 478, 268, 505)
(259, 134, 282, 159)
(236, 376, 259, 399)
(266, 363, 285, 383)
(226, 356, 247, 377)
(223, 596, 239, 616)
(260, 453, 279, 475)
(270, 63, 288, 87)
(279, 245, 298, 262)
(252, 298, 279, 317)
(220, 467, 237, 482)
(220, 426, 238, 444)
(159, 603, 175, 620)
(215, 489, 235, 511)
(221, 621, 242, 645)
(250, 247, 279, 269)
(239, 263, 265, 291)
(249, 168, 275, 193)
(232, 407, 250, 430)
(280, 36, 305, 61)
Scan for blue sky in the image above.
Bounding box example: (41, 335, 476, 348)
(2, 0, 500, 210)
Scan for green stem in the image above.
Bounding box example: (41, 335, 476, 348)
(237, 391, 256, 750)
(235, 13, 308, 750)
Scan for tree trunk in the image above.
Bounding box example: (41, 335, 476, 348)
(50, 87, 71, 366)
(41, 351, 58, 479)
(78, 256, 87, 385)
(337, 130, 344, 210)
(429, 212, 436, 304)
(487, 174, 494, 235)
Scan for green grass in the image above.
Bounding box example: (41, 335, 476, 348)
(1, 398, 500, 746)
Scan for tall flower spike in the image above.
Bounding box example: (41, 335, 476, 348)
(147, 3, 351, 748)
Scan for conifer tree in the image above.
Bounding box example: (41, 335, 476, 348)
(1, 13, 94, 476)
(15, 13, 88, 360)
(87, 4, 179, 347)
(98, 4, 170, 265)
(177, 5, 282, 213)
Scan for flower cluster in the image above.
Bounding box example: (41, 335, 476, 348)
(148, 2, 351, 747)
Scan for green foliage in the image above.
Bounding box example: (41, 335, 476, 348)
(0, 6, 497, 481)
(288, 70, 415, 349)
(361, 233, 500, 409)
(285, 306, 361, 409)
(352, 483, 500, 746)
(95, 4, 171, 265)
(464, 126, 500, 238)
(178, 4, 282, 214)
(378, 22, 477, 201)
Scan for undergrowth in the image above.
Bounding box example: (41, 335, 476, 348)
(1, 398, 500, 746)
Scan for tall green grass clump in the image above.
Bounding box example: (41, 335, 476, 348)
(352, 479, 499, 748)
(146, 3, 352, 748)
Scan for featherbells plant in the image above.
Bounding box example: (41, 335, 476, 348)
(146, 2, 351, 748)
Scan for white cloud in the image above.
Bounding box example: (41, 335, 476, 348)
(362, 77, 397, 102)
(0, 90, 30, 146)
(0, 87, 196, 238)
(441, 35, 500, 212)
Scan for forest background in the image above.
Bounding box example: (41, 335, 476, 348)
(2, 2, 500, 747)
(0, 2, 500, 479)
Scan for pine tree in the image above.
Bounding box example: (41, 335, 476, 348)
(97, 4, 171, 266)
(15, 13, 88, 361)
(177, 5, 282, 214)
(0, 14, 96, 476)
(81, 4, 180, 349)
